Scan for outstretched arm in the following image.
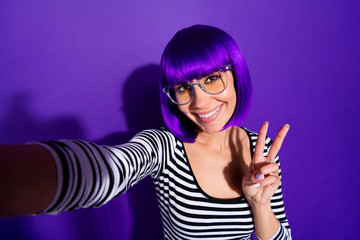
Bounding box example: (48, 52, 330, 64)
(0, 144, 57, 217)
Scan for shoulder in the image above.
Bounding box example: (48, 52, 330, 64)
(133, 128, 174, 139)
(128, 128, 178, 147)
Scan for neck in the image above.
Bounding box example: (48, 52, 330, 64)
(195, 127, 236, 151)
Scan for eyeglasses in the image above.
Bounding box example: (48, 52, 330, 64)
(162, 64, 233, 105)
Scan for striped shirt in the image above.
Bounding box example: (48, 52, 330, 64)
(37, 128, 291, 239)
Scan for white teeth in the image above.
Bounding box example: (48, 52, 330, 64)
(198, 105, 221, 118)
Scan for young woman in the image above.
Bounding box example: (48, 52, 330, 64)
(0, 25, 291, 239)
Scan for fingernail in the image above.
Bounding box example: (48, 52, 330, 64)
(256, 173, 264, 181)
(253, 183, 260, 189)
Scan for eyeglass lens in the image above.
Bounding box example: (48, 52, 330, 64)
(168, 70, 228, 104)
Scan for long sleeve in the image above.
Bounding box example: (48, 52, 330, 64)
(34, 129, 172, 215)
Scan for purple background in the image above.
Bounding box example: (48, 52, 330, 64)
(1, 0, 359, 239)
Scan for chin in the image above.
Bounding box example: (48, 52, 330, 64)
(197, 123, 227, 135)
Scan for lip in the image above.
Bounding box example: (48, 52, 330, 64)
(193, 104, 223, 123)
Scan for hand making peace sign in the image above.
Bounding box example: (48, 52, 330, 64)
(242, 122, 290, 207)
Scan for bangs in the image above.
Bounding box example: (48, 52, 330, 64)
(161, 27, 231, 86)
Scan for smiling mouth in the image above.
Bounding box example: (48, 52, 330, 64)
(197, 105, 222, 119)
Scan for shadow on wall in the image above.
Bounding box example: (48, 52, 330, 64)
(0, 64, 164, 239)
(96, 64, 164, 239)
(123, 64, 164, 239)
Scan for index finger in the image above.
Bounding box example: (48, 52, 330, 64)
(267, 124, 290, 162)
(253, 121, 269, 166)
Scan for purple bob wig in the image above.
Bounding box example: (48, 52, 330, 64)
(160, 25, 252, 143)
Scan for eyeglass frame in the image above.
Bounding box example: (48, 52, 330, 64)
(162, 63, 234, 105)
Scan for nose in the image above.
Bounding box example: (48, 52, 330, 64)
(190, 84, 210, 109)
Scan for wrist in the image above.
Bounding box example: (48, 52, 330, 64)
(246, 197, 272, 211)
(250, 202, 271, 211)
(250, 203, 279, 239)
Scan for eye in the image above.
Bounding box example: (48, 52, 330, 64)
(204, 74, 221, 84)
(175, 83, 191, 94)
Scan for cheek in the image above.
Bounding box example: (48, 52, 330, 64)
(225, 76, 237, 107)
(225, 81, 237, 118)
(177, 105, 190, 116)
(226, 91, 237, 116)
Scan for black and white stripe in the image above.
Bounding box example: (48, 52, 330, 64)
(37, 128, 291, 239)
